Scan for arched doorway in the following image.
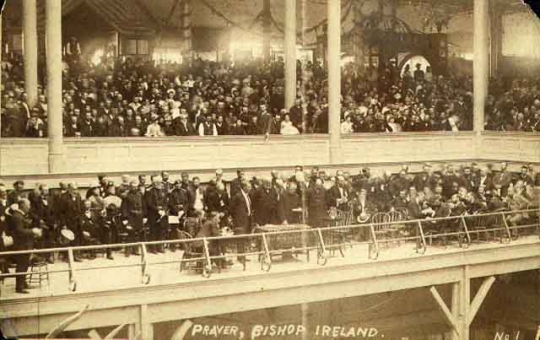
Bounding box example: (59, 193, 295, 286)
(398, 53, 432, 78)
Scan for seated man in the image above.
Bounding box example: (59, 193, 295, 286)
(194, 212, 224, 269)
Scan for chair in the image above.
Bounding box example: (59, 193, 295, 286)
(371, 212, 398, 249)
(466, 210, 490, 243)
(177, 231, 205, 274)
(27, 256, 50, 289)
(386, 210, 405, 245)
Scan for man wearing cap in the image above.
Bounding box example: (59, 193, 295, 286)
(145, 176, 169, 253)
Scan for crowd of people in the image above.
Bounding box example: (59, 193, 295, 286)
(1, 161, 538, 293)
(2, 42, 539, 139)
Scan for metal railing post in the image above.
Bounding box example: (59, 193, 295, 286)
(261, 233, 272, 272)
(140, 243, 151, 285)
(369, 224, 379, 260)
(416, 221, 427, 254)
(67, 248, 77, 292)
(316, 228, 328, 265)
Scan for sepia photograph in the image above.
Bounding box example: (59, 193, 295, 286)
(0, 0, 539, 339)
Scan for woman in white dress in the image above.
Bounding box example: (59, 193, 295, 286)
(281, 114, 300, 135)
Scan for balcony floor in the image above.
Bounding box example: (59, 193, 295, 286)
(1, 234, 539, 301)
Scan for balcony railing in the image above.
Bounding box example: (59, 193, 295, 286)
(0, 208, 538, 293)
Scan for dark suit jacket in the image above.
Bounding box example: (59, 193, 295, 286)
(229, 178, 243, 199)
(230, 191, 251, 234)
(326, 185, 349, 208)
(252, 188, 278, 226)
(10, 210, 34, 250)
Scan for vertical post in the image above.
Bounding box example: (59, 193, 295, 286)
(451, 282, 460, 340)
(285, 0, 297, 110)
(262, 0, 272, 63)
(23, 0, 39, 109)
(473, 0, 489, 135)
(0, 14, 3, 139)
(183, 0, 192, 53)
(328, 0, 341, 163)
(46, 0, 64, 173)
(459, 265, 471, 340)
(489, 2, 503, 77)
(140, 304, 153, 340)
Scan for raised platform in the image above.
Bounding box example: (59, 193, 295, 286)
(1, 235, 539, 337)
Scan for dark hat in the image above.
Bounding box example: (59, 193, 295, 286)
(13, 180, 24, 187)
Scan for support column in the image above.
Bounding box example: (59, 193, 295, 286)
(473, 0, 489, 135)
(284, 0, 297, 110)
(262, 0, 272, 63)
(459, 266, 471, 340)
(489, 2, 503, 77)
(140, 304, 154, 340)
(45, 0, 64, 173)
(450, 283, 460, 340)
(328, 0, 341, 163)
(23, 0, 38, 108)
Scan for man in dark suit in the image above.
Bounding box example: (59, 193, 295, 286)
(492, 162, 513, 197)
(307, 178, 327, 228)
(7, 180, 26, 206)
(326, 176, 350, 211)
(121, 180, 146, 247)
(173, 115, 194, 136)
(145, 177, 169, 253)
(10, 199, 41, 293)
(474, 167, 493, 193)
(56, 183, 84, 261)
(168, 180, 189, 226)
(30, 184, 56, 263)
(252, 179, 279, 226)
(194, 212, 223, 268)
(230, 181, 252, 263)
(229, 169, 246, 199)
(278, 182, 302, 224)
(258, 104, 273, 138)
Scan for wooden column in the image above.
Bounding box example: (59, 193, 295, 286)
(263, 0, 272, 63)
(284, 0, 297, 110)
(473, 0, 489, 135)
(45, 0, 64, 173)
(23, 0, 38, 108)
(328, 0, 341, 163)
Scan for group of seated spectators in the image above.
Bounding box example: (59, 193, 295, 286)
(2, 45, 538, 139)
(486, 77, 540, 132)
(1, 161, 538, 292)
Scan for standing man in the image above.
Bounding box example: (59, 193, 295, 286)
(122, 180, 145, 249)
(145, 177, 169, 253)
(492, 162, 513, 197)
(56, 183, 84, 262)
(31, 184, 56, 264)
(307, 178, 327, 228)
(230, 181, 252, 264)
(230, 169, 246, 199)
(10, 199, 42, 294)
